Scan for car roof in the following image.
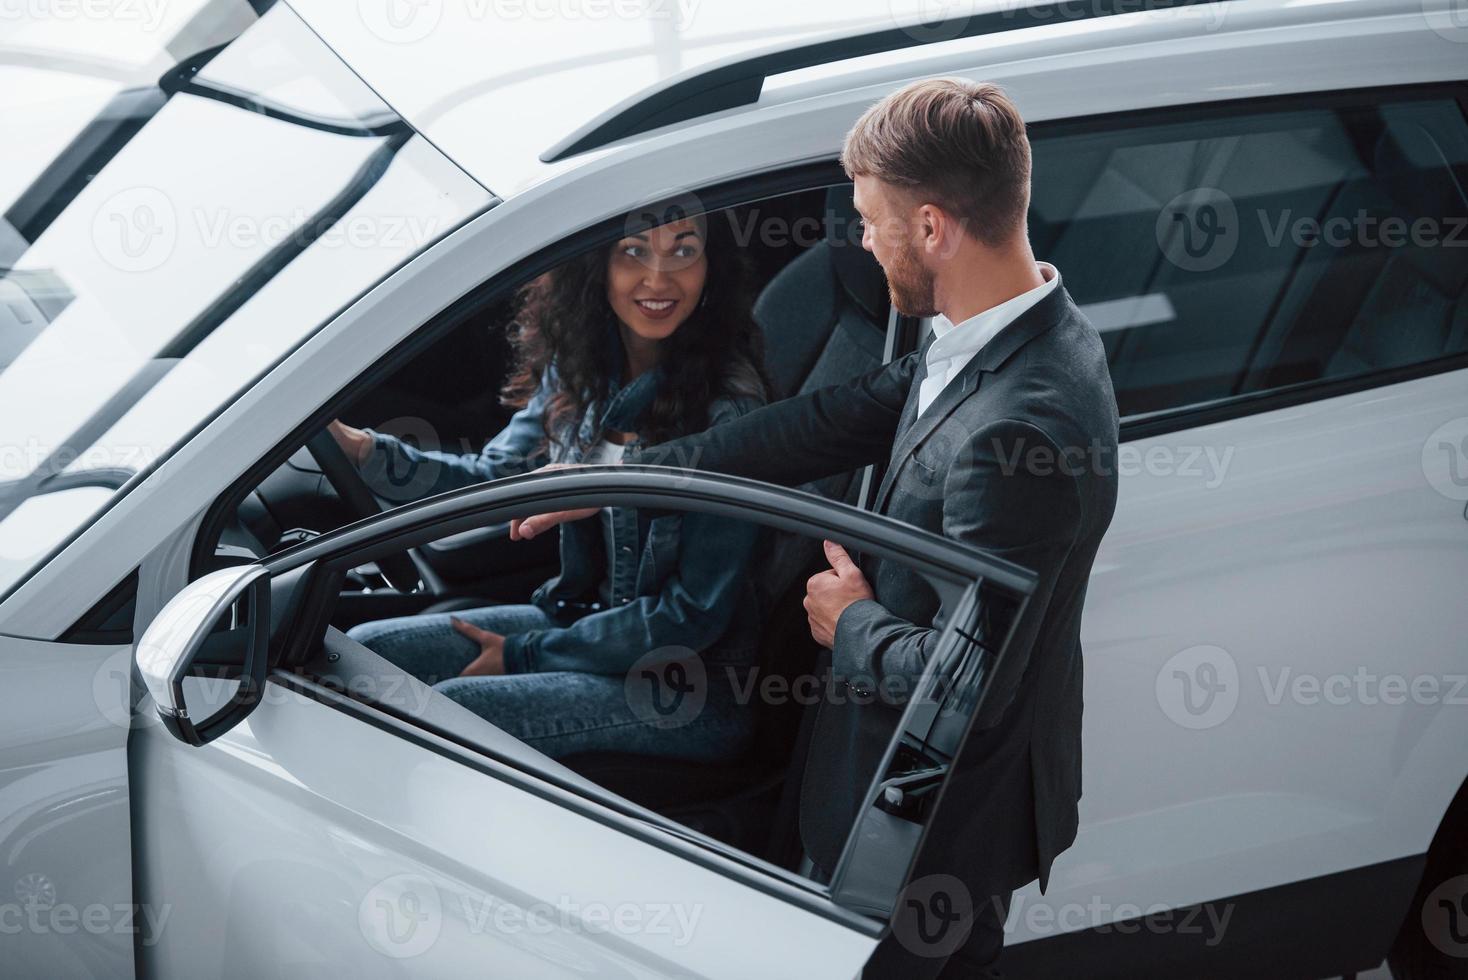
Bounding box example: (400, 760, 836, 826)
(286, 0, 1426, 199)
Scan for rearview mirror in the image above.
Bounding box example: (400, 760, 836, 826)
(136, 565, 271, 746)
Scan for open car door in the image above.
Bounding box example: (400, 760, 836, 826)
(127, 466, 1035, 978)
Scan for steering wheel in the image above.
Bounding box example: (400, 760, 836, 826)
(305, 429, 425, 593)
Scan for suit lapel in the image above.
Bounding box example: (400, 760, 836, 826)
(874, 355, 982, 514)
(873, 285, 1072, 515)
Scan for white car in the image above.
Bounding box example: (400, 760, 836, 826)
(2, 0, 1466, 976)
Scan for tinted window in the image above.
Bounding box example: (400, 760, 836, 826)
(1029, 95, 1468, 419)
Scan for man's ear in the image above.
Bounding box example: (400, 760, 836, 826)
(925, 203, 967, 261)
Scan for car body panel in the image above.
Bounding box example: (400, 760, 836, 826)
(288, 0, 1466, 196)
(132, 681, 879, 977)
(0, 635, 137, 978)
(1007, 366, 1468, 944)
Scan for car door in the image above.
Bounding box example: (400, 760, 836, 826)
(125, 466, 1036, 978)
(0, 631, 139, 978)
(992, 84, 1468, 967)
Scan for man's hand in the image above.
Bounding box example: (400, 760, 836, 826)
(451, 617, 507, 676)
(510, 462, 602, 540)
(804, 540, 875, 649)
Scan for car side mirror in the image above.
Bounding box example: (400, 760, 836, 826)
(136, 565, 271, 746)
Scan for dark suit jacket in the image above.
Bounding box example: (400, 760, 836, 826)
(626, 279, 1119, 900)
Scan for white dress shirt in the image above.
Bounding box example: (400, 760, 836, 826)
(916, 261, 1059, 418)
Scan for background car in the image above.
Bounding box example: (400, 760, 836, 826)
(1, 0, 1465, 976)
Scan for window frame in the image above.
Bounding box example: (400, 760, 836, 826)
(1019, 79, 1468, 443)
(254, 466, 1035, 936)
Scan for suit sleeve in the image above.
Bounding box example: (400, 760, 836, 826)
(623, 350, 920, 487)
(832, 417, 1082, 729)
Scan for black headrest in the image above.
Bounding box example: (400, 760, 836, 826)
(822, 184, 890, 323)
(1373, 122, 1468, 298)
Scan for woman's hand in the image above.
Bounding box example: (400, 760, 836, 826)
(451, 617, 507, 676)
(327, 419, 373, 466)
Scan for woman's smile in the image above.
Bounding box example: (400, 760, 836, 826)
(634, 297, 679, 320)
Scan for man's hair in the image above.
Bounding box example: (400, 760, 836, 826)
(841, 78, 1031, 247)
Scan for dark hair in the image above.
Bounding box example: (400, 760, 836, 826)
(502, 205, 770, 452)
(841, 78, 1031, 247)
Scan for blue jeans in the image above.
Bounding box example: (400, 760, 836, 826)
(345, 604, 757, 761)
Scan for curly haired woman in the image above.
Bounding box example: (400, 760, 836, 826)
(330, 205, 771, 761)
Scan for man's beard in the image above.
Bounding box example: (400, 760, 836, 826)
(884, 239, 938, 318)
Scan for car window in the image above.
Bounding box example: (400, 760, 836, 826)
(305, 492, 1022, 903)
(0, 2, 493, 601)
(213, 181, 886, 567)
(1028, 93, 1468, 421)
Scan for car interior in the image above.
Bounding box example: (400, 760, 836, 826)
(206, 181, 899, 872)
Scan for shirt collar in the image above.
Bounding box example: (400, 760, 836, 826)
(927, 261, 1059, 364)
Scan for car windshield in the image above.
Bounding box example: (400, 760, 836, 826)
(0, 0, 493, 601)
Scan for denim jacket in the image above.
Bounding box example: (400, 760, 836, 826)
(357, 340, 765, 678)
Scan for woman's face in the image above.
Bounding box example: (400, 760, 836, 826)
(605, 217, 708, 344)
